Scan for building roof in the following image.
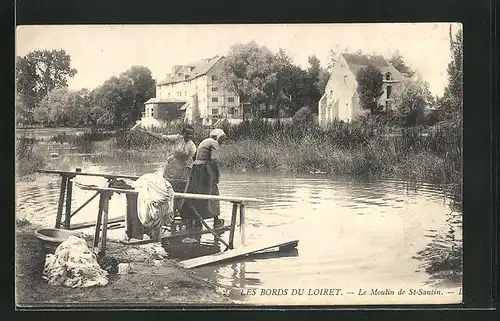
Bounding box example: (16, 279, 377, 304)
(157, 56, 222, 86)
(342, 53, 403, 81)
(144, 97, 186, 104)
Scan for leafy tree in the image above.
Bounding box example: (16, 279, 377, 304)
(326, 49, 339, 71)
(16, 49, 77, 122)
(217, 41, 281, 119)
(122, 66, 156, 121)
(91, 66, 155, 128)
(356, 65, 384, 114)
(392, 76, 434, 126)
(388, 50, 415, 77)
(306, 55, 323, 111)
(438, 27, 463, 123)
(34, 88, 91, 126)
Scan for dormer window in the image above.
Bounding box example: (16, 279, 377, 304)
(185, 75, 189, 80)
(385, 73, 391, 80)
(190, 66, 195, 72)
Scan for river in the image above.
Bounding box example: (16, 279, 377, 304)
(15, 139, 463, 305)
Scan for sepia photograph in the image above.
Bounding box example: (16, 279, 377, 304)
(15, 23, 463, 307)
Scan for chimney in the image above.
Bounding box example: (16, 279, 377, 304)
(172, 65, 182, 74)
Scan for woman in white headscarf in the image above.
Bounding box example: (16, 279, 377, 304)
(180, 128, 226, 229)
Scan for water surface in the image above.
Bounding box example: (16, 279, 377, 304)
(16, 139, 462, 305)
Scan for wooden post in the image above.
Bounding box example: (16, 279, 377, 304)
(239, 203, 246, 246)
(100, 192, 111, 256)
(93, 194, 105, 249)
(228, 202, 238, 250)
(64, 177, 73, 229)
(55, 176, 67, 228)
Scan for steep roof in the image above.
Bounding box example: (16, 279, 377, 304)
(157, 56, 222, 86)
(342, 53, 403, 81)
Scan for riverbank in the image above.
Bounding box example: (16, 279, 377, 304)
(15, 222, 232, 307)
(15, 118, 462, 202)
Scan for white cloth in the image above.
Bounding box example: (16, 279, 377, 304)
(43, 236, 108, 288)
(134, 173, 175, 229)
(209, 128, 226, 140)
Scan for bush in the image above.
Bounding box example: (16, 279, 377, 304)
(292, 106, 318, 129)
(16, 136, 45, 176)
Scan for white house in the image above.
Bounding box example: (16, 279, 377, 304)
(318, 53, 404, 126)
(141, 56, 241, 127)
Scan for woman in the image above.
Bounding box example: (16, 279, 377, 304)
(136, 124, 197, 211)
(179, 128, 226, 229)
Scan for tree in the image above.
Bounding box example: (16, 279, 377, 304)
(217, 41, 281, 119)
(388, 50, 415, 77)
(273, 49, 311, 116)
(90, 66, 155, 128)
(356, 65, 384, 114)
(438, 27, 463, 123)
(16, 49, 77, 121)
(34, 88, 92, 126)
(122, 66, 156, 121)
(305, 55, 329, 113)
(392, 76, 434, 126)
(326, 49, 339, 71)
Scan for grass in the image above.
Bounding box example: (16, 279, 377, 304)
(16, 136, 46, 177)
(219, 118, 462, 187)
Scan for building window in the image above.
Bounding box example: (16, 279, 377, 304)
(212, 87, 218, 92)
(227, 97, 235, 102)
(385, 73, 391, 80)
(185, 91, 187, 96)
(212, 108, 219, 115)
(211, 75, 217, 81)
(151, 109, 154, 117)
(212, 97, 218, 103)
(343, 75, 347, 84)
(387, 85, 392, 99)
(229, 107, 235, 114)
(329, 90, 333, 98)
(168, 92, 170, 97)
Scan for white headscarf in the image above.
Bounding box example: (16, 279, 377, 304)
(209, 128, 226, 140)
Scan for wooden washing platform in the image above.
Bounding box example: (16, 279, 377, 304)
(179, 238, 299, 269)
(36, 169, 271, 258)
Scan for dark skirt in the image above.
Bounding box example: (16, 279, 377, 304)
(179, 161, 220, 220)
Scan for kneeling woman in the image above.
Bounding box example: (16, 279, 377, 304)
(180, 128, 226, 229)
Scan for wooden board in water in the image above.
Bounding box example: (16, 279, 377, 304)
(179, 238, 299, 269)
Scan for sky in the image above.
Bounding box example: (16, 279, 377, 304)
(16, 23, 462, 96)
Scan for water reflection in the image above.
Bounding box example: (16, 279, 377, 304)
(413, 209, 463, 287)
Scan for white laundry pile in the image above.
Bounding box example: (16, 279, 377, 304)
(134, 173, 175, 229)
(43, 236, 109, 288)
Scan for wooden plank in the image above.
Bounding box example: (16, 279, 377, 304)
(76, 183, 264, 204)
(69, 216, 125, 230)
(37, 169, 187, 184)
(179, 238, 299, 269)
(174, 192, 264, 204)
